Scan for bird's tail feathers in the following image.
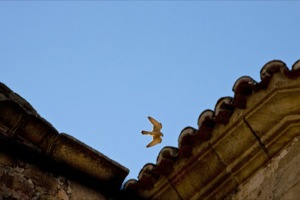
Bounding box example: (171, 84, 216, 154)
(141, 130, 150, 135)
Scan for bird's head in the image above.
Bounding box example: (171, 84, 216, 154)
(161, 133, 164, 137)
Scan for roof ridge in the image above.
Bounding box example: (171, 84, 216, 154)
(122, 59, 300, 194)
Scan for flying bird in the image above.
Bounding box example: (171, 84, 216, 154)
(141, 116, 163, 148)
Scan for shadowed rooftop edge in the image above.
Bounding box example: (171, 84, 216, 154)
(1, 59, 300, 199)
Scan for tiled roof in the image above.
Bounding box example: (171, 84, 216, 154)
(0, 83, 129, 196)
(122, 59, 300, 199)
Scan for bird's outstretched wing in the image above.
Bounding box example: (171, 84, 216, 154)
(146, 135, 162, 148)
(148, 116, 162, 131)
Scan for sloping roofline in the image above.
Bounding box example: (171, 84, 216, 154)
(122, 59, 300, 199)
(0, 83, 129, 195)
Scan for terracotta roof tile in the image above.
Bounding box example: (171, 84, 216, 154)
(122, 59, 300, 198)
(257, 60, 293, 91)
(156, 146, 178, 175)
(196, 109, 215, 141)
(178, 127, 197, 157)
(290, 59, 300, 77)
(214, 97, 234, 124)
(292, 59, 300, 70)
(123, 179, 138, 191)
(137, 163, 158, 189)
(232, 76, 257, 109)
(260, 60, 289, 80)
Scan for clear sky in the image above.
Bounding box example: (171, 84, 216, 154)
(1, 2, 299, 184)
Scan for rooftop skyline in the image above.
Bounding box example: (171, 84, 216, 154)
(1, 1, 299, 182)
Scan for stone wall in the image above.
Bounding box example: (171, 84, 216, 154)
(0, 160, 71, 200)
(0, 138, 107, 200)
(228, 136, 300, 200)
(0, 82, 129, 200)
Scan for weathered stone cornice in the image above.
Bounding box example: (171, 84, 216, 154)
(0, 83, 129, 193)
(122, 59, 300, 200)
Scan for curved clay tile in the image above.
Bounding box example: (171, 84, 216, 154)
(138, 163, 156, 180)
(292, 59, 300, 70)
(123, 179, 138, 190)
(196, 109, 215, 141)
(232, 76, 257, 109)
(156, 146, 178, 164)
(137, 163, 157, 189)
(258, 60, 290, 90)
(121, 179, 143, 199)
(197, 109, 214, 127)
(178, 126, 197, 157)
(232, 76, 257, 94)
(156, 146, 178, 175)
(260, 60, 288, 79)
(214, 97, 234, 124)
(289, 59, 300, 78)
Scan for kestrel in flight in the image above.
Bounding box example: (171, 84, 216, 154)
(141, 116, 163, 148)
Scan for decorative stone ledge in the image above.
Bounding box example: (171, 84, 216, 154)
(122, 59, 300, 200)
(0, 82, 129, 199)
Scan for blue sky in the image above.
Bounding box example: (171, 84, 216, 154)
(1, 2, 299, 183)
